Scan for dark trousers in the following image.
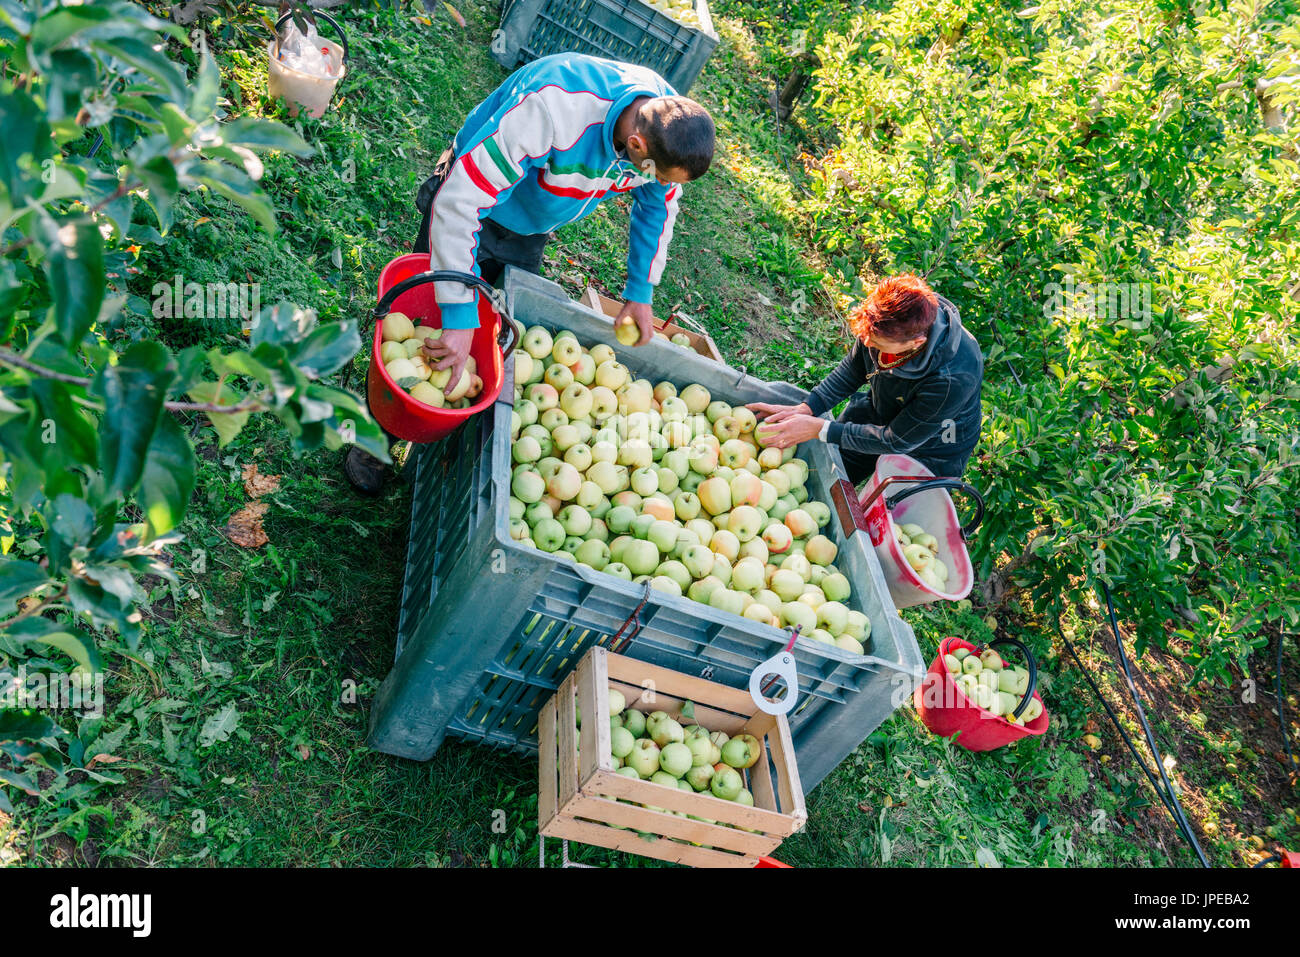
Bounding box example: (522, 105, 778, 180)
(834, 394, 971, 485)
(368, 157, 551, 452)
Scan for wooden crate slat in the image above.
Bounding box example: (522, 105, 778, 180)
(605, 653, 758, 716)
(556, 671, 579, 810)
(587, 767, 792, 836)
(537, 698, 558, 830)
(768, 711, 807, 828)
(546, 817, 758, 869)
(748, 739, 780, 814)
(610, 685, 750, 737)
(563, 794, 777, 857)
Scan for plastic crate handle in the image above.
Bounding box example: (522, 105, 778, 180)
(750, 626, 800, 716)
(274, 9, 350, 63)
(372, 269, 519, 362)
(860, 476, 985, 540)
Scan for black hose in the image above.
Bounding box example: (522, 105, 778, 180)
(1276, 632, 1295, 782)
(1101, 582, 1210, 867)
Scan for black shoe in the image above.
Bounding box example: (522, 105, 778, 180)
(343, 446, 390, 496)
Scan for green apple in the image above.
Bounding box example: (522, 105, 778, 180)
(727, 505, 764, 542)
(999, 667, 1029, 696)
(647, 520, 679, 554)
(574, 539, 610, 569)
(610, 726, 635, 759)
(686, 735, 713, 767)
(685, 763, 714, 791)
(651, 718, 685, 747)
(557, 504, 592, 537)
(622, 709, 647, 737)
(650, 576, 681, 597)
(659, 741, 693, 777)
(603, 562, 632, 580)
(781, 601, 817, 632)
(1021, 697, 1044, 723)
(720, 736, 752, 769)
(835, 634, 865, 654)
(708, 588, 747, 617)
(623, 539, 660, 576)
(821, 572, 851, 603)
(625, 738, 661, 777)
(943, 653, 962, 674)
(650, 770, 679, 788)
(961, 655, 983, 675)
(816, 600, 849, 635)
(655, 560, 691, 591)
(710, 766, 744, 801)
(681, 544, 715, 580)
(771, 569, 805, 602)
(980, 649, 1004, 671)
(687, 575, 724, 604)
(978, 670, 1000, 692)
(952, 646, 971, 661)
(532, 518, 565, 552)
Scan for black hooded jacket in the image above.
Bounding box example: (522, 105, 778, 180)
(804, 294, 983, 474)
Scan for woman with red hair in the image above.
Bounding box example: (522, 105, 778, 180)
(748, 274, 983, 483)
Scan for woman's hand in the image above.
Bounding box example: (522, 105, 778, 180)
(753, 413, 823, 450)
(422, 328, 476, 396)
(745, 401, 811, 424)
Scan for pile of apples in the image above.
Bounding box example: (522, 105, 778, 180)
(894, 521, 952, 591)
(944, 646, 1044, 725)
(379, 311, 484, 409)
(644, 0, 701, 29)
(596, 688, 761, 814)
(508, 323, 872, 653)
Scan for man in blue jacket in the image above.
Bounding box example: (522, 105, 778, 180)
(345, 53, 716, 494)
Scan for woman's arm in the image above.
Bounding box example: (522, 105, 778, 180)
(804, 340, 868, 417)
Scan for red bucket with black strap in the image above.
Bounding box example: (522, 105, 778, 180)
(914, 636, 1049, 751)
(367, 254, 519, 443)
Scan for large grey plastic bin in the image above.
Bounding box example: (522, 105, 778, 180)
(367, 268, 925, 791)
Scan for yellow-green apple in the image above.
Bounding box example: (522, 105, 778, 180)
(731, 733, 761, 768)
(586, 461, 628, 495)
(710, 765, 743, 800)
(719, 438, 752, 469)
(594, 360, 629, 391)
(610, 726, 635, 759)
(730, 557, 766, 593)
(845, 610, 871, 641)
(804, 501, 831, 528)
(559, 383, 592, 419)
(962, 655, 983, 676)
(588, 342, 614, 366)
(708, 588, 747, 616)
(730, 471, 762, 508)
(569, 352, 596, 385)
(526, 382, 559, 411)
(644, 520, 677, 554)
(805, 534, 838, 566)
(589, 386, 618, 419)
(656, 560, 691, 591)
(753, 589, 783, 615)
(980, 649, 1004, 671)
(685, 762, 714, 791)
(781, 600, 817, 631)
(696, 476, 730, 516)
(546, 463, 582, 501)
(705, 400, 731, 423)
(727, 505, 763, 542)
(681, 544, 714, 580)
(1021, 697, 1043, 722)
(707, 529, 739, 562)
(780, 459, 809, 487)
(660, 396, 688, 422)
(544, 362, 574, 392)
(532, 518, 565, 552)
(762, 522, 793, 555)
(757, 447, 783, 471)
(626, 738, 661, 777)
(621, 708, 646, 737)
(711, 554, 733, 586)
(817, 601, 849, 635)
(821, 572, 851, 602)
(943, 653, 962, 674)
(522, 325, 553, 359)
(738, 537, 769, 565)
(630, 466, 659, 497)
(511, 469, 546, 504)
(713, 416, 742, 441)
(651, 717, 685, 748)
(659, 741, 692, 777)
(680, 383, 711, 414)
(835, 635, 865, 654)
(662, 448, 691, 480)
(780, 552, 812, 581)
(574, 539, 609, 570)
(771, 569, 805, 602)
(382, 312, 416, 342)
(810, 629, 835, 644)
(784, 508, 816, 538)
(688, 441, 719, 475)
(757, 480, 778, 512)
(551, 336, 581, 366)
(669, 491, 698, 522)
(380, 340, 407, 364)
(558, 504, 592, 536)
(623, 539, 660, 576)
(999, 668, 1029, 696)
(720, 736, 752, 770)
(606, 505, 637, 534)
(566, 444, 594, 473)
(687, 575, 724, 604)
(629, 514, 655, 539)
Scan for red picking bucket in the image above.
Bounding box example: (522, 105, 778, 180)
(914, 636, 1049, 751)
(367, 255, 519, 443)
(858, 453, 984, 609)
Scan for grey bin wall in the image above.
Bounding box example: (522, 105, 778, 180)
(367, 268, 925, 793)
(493, 0, 719, 96)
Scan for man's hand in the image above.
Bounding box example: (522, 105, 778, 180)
(752, 412, 823, 450)
(746, 401, 812, 424)
(616, 300, 656, 346)
(422, 327, 475, 397)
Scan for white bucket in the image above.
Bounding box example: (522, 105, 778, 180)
(266, 17, 347, 119)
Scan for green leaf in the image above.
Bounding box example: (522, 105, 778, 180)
(90, 341, 174, 497)
(199, 703, 240, 747)
(138, 412, 196, 539)
(187, 381, 250, 447)
(39, 214, 105, 345)
(0, 557, 49, 607)
(4, 618, 99, 671)
(222, 117, 313, 157)
(29, 5, 117, 53)
(0, 89, 55, 205)
(290, 321, 360, 378)
(90, 35, 189, 102)
(194, 161, 276, 233)
(50, 494, 95, 548)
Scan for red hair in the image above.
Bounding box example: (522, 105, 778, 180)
(849, 274, 938, 344)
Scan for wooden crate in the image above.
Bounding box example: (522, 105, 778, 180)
(581, 287, 724, 362)
(538, 647, 806, 868)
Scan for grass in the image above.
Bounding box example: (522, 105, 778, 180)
(4, 0, 1297, 868)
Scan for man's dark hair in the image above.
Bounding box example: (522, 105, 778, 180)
(638, 96, 715, 180)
